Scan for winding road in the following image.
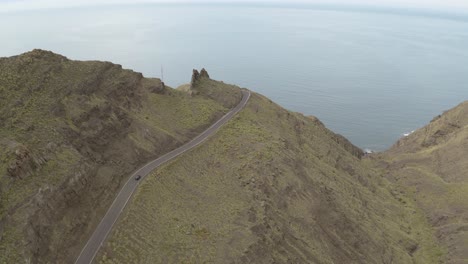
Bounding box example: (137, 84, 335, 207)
(74, 89, 251, 264)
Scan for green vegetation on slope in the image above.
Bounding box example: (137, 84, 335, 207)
(379, 101, 468, 264)
(0, 50, 241, 263)
(97, 92, 443, 263)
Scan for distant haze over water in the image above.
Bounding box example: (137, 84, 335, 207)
(1, 4, 467, 151)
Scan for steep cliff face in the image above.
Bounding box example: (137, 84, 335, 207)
(307, 116, 364, 159)
(97, 93, 442, 264)
(379, 101, 468, 263)
(0, 50, 241, 263)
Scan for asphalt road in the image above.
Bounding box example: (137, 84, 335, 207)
(74, 89, 251, 264)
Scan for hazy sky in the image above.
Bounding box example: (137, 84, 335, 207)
(1, 0, 468, 13)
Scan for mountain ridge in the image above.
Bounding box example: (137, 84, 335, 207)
(379, 100, 468, 263)
(2, 50, 466, 263)
(0, 49, 242, 263)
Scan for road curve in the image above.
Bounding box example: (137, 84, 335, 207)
(74, 89, 251, 264)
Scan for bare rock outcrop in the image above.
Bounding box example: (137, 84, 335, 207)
(191, 69, 200, 86)
(200, 68, 210, 79)
(190, 68, 210, 88)
(4, 142, 46, 180)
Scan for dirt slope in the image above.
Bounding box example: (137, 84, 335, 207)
(97, 92, 443, 264)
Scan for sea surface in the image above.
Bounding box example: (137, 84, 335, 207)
(1, 4, 468, 151)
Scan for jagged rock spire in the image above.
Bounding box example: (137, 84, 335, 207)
(190, 68, 210, 88)
(191, 69, 200, 85)
(200, 68, 210, 79)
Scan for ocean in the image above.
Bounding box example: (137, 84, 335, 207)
(1, 4, 467, 151)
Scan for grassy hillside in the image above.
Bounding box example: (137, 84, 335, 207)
(0, 50, 241, 263)
(378, 101, 468, 264)
(96, 92, 443, 263)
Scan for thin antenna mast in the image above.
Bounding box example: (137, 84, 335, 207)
(161, 65, 164, 82)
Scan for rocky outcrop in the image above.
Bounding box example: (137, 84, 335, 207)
(7, 146, 35, 179)
(190, 68, 210, 88)
(200, 68, 210, 79)
(145, 78, 165, 94)
(3, 142, 47, 180)
(191, 69, 200, 86)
